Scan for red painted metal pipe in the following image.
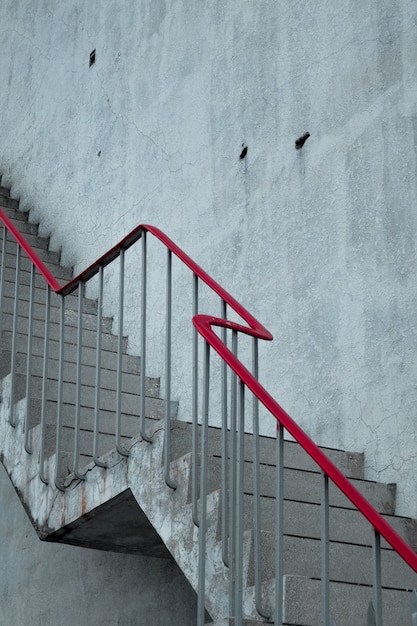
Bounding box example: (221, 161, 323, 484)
(1, 206, 417, 573)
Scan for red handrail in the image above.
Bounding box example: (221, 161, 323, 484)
(1, 206, 417, 573)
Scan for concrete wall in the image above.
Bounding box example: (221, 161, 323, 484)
(1, 1, 417, 517)
(0, 465, 198, 625)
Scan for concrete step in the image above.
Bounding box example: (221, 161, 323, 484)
(0, 298, 113, 332)
(24, 379, 168, 420)
(1, 312, 119, 350)
(1, 248, 73, 281)
(4, 353, 152, 394)
(1, 328, 128, 361)
(1, 282, 98, 314)
(0, 227, 50, 252)
(247, 530, 417, 590)
(277, 574, 416, 626)
(0, 205, 38, 235)
(0, 234, 69, 273)
(0, 349, 141, 386)
(170, 420, 364, 480)
(1, 346, 140, 385)
(0, 192, 23, 212)
(234, 494, 417, 551)
(203, 455, 395, 514)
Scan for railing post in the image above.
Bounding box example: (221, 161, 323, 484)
(192, 273, 200, 526)
(54, 294, 65, 491)
(39, 285, 51, 484)
(164, 248, 176, 489)
(9, 242, 21, 427)
(321, 471, 331, 625)
(93, 266, 107, 467)
(74, 281, 87, 479)
(252, 336, 270, 620)
(228, 330, 238, 618)
(115, 249, 129, 457)
(234, 378, 245, 625)
(197, 339, 210, 626)
(221, 299, 229, 566)
(24, 263, 36, 454)
(140, 231, 152, 443)
(275, 422, 284, 626)
(372, 530, 383, 626)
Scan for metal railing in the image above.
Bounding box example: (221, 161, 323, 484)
(1, 204, 417, 625)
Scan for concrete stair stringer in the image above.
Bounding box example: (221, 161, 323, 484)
(0, 374, 231, 622)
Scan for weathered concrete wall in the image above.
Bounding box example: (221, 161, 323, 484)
(1, 1, 417, 516)
(0, 464, 198, 625)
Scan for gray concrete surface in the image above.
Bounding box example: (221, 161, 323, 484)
(0, 462, 199, 625)
(1, 0, 417, 518)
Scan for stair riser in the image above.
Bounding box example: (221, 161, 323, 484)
(0, 195, 23, 211)
(23, 378, 164, 417)
(196, 456, 395, 514)
(216, 494, 417, 551)
(26, 395, 176, 431)
(2, 354, 151, 394)
(0, 253, 72, 281)
(0, 351, 141, 384)
(0, 229, 49, 252)
(1, 312, 116, 348)
(43, 423, 140, 460)
(0, 208, 37, 233)
(0, 237, 65, 269)
(0, 296, 112, 332)
(1, 328, 128, 357)
(169, 421, 364, 479)
(0, 342, 138, 374)
(247, 532, 416, 589)
(1, 279, 95, 310)
(280, 575, 416, 626)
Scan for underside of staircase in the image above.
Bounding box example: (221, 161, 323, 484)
(1, 183, 417, 625)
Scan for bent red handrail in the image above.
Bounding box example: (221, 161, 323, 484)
(1, 206, 417, 573)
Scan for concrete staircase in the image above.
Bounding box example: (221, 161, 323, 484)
(1, 184, 417, 625)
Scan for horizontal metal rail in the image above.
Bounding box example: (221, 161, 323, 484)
(1, 206, 417, 582)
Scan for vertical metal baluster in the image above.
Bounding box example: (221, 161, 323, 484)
(24, 263, 35, 454)
(275, 422, 284, 626)
(372, 530, 383, 626)
(192, 273, 199, 525)
(164, 249, 176, 489)
(116, 250, 128, 457)
(221, 299, 229, 566)
(0, 228, 7, 350)
(74, 282, 86, 479)
(197, 340, 210, 626)
(140, 232, 152, 443)
(9, 243, 21, 427)
(54, 294, 65, 491)
(93, 266, 107, 466)
(39, 285, 51, 484)
(228, 330, 238, 617)
(252, 337, 269, 619)
(321, 471, 330, 626)
(235, 378, 245, 625)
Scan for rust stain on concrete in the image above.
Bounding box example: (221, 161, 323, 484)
(81, 486, 86, 515)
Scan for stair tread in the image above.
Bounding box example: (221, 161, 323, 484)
(1, 192, 416, 626)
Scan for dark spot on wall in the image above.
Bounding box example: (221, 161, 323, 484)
(89, 49, 96, 67)
(295, 132, 310, 150)
(97, 151, 101, 157)
(239, 144, 248, 159)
